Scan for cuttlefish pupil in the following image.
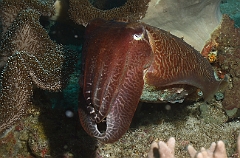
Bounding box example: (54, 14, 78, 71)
(133, 33, 144, 40)
(79, 19, 221, 143)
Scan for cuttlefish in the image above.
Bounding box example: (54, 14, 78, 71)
(78, 19, 221, 143)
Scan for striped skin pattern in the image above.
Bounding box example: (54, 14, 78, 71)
(79, 19, 220, 143)
(143, 24, 220, 101)
(79, 19, 154, 143)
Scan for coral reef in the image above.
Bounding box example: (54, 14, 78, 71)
(140, 0, 223, 52)
(188, 140, 228, 158)
(68, 0, 224, 52)
(148, 137, 175, 158)
(220, 0, 240, 27)
(0, 0, 55, 69)
(0, 0, 78, 137)
(0, 0, 55, 35)
(147, 136, 231, 158)
(201, 15, 240, 110)
(0, 0, 240, 157)
(69, 0, 150, 26)
(0, 89, 97, 157)
(148, 133, 240, 158)
(67, 0, 239, 66)
(97, 102, 240, 157)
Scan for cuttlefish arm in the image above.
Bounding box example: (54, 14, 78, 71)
(79, 19, 154, 143)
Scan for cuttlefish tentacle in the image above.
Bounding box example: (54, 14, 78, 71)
(79, 19, 154, 143)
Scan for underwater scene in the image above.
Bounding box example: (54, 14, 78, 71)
(0, 0, 240, 157)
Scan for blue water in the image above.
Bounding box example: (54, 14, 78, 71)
(220, 0, 240, 27)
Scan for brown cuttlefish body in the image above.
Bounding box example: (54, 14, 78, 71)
(79, 19, 221, 143)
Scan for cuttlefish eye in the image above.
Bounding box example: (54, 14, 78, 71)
(133, 33, 144, 40)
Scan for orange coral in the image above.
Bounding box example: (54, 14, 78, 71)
(207, 52, 218, 63)
(201, 39, 219, 59)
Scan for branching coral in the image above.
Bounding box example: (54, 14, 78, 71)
(147, 136, 240, 158)
(188, 141, 228, 158)
(147, 137, 175, 158)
